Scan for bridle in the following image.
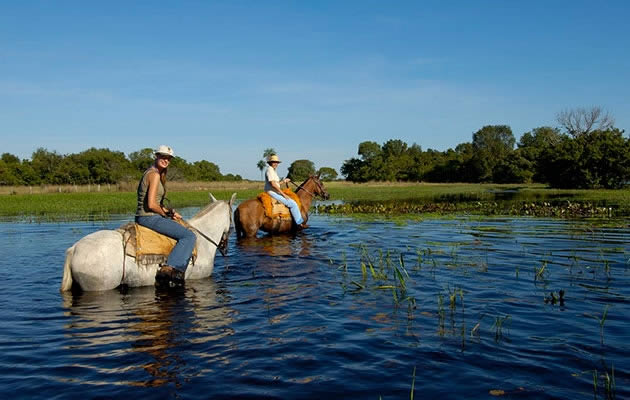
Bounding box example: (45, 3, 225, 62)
(290, 176, 327, 199)
(175, 206, 231, 257)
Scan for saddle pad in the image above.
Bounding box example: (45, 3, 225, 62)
(257, 189, 301, 219)
(118, 221, 197, 265)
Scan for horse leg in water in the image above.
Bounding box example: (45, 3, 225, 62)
(69, 230, 125, 291)
(235, 199, 265, 238)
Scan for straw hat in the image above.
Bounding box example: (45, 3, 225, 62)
(155, 145, 174, 158)
(267, 154, 281, 164)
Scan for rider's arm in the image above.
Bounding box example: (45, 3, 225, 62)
(270, 179, 290, 199)
(146, 172, 172, 218)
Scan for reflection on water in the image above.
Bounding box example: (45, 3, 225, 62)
(60, 280, 233, 389)
(235, 232, 314, 257)
(0, 216, 629, 399)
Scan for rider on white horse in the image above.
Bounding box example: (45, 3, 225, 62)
(135, 145, 195, 287)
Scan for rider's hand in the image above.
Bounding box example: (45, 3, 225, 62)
(172, 211, 182, 220)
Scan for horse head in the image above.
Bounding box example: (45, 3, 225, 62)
(195, 193, 236, 256)
(310, 174, 330, 200)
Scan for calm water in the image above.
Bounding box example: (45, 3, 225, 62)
(0, 210, 628, 399)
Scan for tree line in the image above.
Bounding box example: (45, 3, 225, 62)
(341, 107, 628, 189)
(0, 147, 242, 186)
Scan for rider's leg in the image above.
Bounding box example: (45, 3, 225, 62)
(136, 215, 196, 272)
(268, 191, 304, 225)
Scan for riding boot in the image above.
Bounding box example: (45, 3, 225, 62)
(155, 265, 185, 288)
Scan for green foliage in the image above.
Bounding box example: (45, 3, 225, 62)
(518, 126, 562, 182)
(541, 129, 630, 189)
(340, 123, 628, 189)
(287, 159, 316, 182)
(471, 125, 515, 182)
(0, 147, 240, 186)
(317, 167, 338, 181)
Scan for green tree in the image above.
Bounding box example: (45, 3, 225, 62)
(492, 153, 533, 183)
(192, 160, 222, 181)
(74, 148, 132, 184)
(541, 128, 630, 188)
(263, 148, 276, 158)
(317, 167, 338, 181)
(31, 148, 63, 183)
(340, 157, 365, 182)
(287, 159, 316, 182)
(257, 159, 266, 180)
(167, 156, 192, 181)
(0, 153, 21, 185)
(128, 148, 155, 173)
(257, 148, 277, 180)
(517, 126, 562, 182)
(471, 125, 515, 182)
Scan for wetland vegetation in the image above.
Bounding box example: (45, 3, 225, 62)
(2, 181, 629, 220)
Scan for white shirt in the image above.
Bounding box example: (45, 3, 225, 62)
(264, 167, 280, 193)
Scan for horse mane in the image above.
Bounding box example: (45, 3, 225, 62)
(193, 199, 223, 219)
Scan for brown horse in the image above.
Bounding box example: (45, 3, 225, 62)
(234, 175, 329, 238)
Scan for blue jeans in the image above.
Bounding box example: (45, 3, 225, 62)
(267, 191, 304, 224)
(135, 215, 196, 272)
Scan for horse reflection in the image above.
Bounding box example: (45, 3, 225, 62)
(235, 233, 313, 257)
(62, 280, 233, 388)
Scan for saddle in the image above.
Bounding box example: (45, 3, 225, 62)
(257, 189, 301, 220)
(117, 221, 198, 266)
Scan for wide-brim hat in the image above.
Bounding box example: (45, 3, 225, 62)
(155, 145, 174, 158)
(267, 154, 281, 164)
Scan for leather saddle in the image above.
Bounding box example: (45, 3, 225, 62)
(118, 222, 197, 266)
(257, 189, 301, 220)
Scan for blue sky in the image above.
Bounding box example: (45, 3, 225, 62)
(2, 1, 629, 180)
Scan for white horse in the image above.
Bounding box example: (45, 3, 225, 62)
(61, 193, 236, 292)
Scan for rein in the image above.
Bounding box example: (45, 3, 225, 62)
(181, 210, 231, 257)
(289, 178, 326, 199)
(161, 197, 230, 256)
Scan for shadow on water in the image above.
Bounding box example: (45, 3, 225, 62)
(60, 280, 234, 389)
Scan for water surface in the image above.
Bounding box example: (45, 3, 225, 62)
(0, 212, 628, 399)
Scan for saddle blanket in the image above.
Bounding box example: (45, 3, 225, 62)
(117, 221, 198, 266)
(257, 189, 301, 219)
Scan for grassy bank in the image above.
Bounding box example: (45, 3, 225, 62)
(1, 181, 630, 220)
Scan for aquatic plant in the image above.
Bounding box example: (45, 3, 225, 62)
(534, 261, 548, 282)
(492, 315, 511, 342)
(592, 363, 616, 400)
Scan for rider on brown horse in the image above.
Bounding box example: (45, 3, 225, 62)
(264, 154, 308, 229)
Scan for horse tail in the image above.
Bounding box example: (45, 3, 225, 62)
(60, 245, 75, 292)
(234, 207, 243, 238)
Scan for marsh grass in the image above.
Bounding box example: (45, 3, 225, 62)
(4, 181, 630, 219)
(592, 363, 616, 400)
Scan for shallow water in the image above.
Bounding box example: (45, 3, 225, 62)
(0, 211, 628, 399)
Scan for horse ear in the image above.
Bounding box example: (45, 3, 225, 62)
(316, 172, 321, 179)
(209, 193, 218, 202)
(229, 192, 237, 207)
